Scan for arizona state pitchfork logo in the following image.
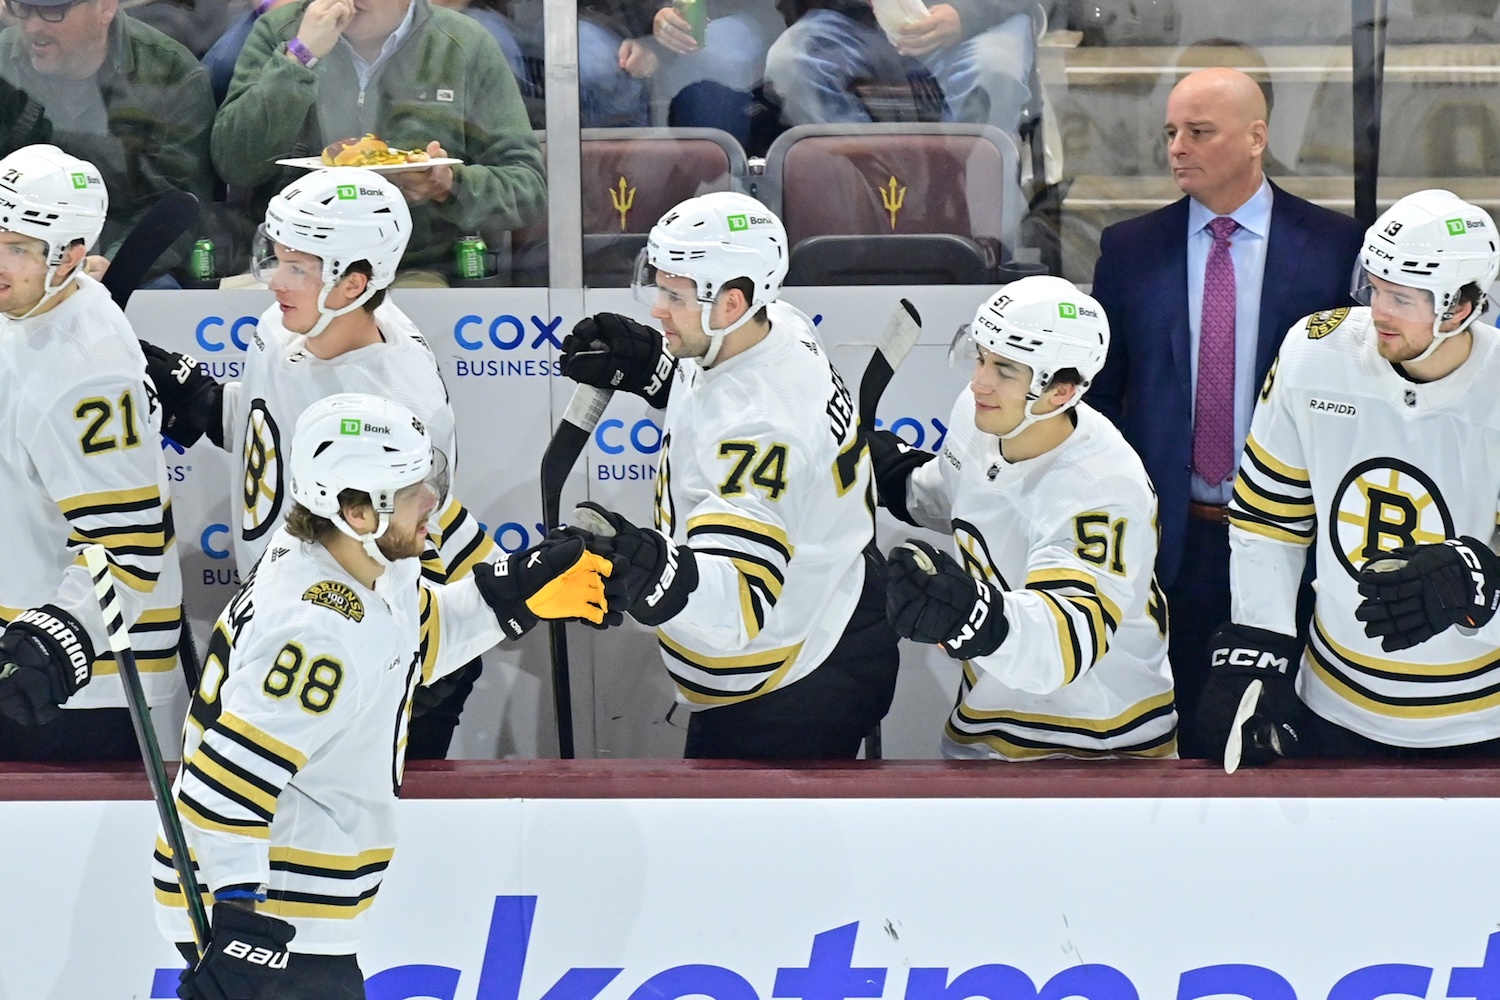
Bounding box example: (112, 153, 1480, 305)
(610, 176, 636, 231)
(880, 175, 906, 230)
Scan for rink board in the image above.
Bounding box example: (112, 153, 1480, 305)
(2, 793, 1499, 998)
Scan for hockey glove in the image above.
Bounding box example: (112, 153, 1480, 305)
(474, 534, 620, 639)
(177, 902, 296, 1000)
(560, 313, 675, 407)
(0, 605, 95, 727)
(868, 429, 935, 526)
(571, 501, 699, 626)
(886, 539, 1008, 659)
(1355, 537, 1500, 651)
(143, 342, 225, 449)
(1197, 623, 1304, 766)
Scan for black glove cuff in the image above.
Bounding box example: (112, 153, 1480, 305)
(868, 430, 936, 527)
(473, 557, 540, 640)
(630, 538, 698, 627)
(941, 578, 1009, 660)
(1208, 623, 1301, 679)
(7, 604, 96, 700)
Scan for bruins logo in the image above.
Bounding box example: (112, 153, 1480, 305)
(1331, 457, 1453, 580)
(1306, 307, 1351, 340)
(302, 581, 365, 622)
(242, 399, 284, 541)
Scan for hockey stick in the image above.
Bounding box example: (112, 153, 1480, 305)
(856, 299, 922, 760)
(540, 384, 615, 759)
(102, 189, 201, 309)
(1223, 679, 1262, 775)
(82, 544, 209, 954)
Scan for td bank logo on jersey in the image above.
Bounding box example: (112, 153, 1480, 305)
(452, 313, 565, 378)
(149, 896, 1500, 1000)
(1332, 457, 1454, 579)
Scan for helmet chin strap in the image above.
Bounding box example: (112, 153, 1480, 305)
(14, 258, 81, 321)
(296, 280, 379, 346)
(330, 510, 395, 569)
(694, 301, 759, 369)
(1407, 302, 1482, 364)
(997, 395, 1082, 440)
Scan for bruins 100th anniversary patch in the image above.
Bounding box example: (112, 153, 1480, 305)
(302, 581, 365, 622)
(1306, 307, 1351, 339)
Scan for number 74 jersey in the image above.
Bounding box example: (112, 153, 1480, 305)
(905, 394, 1176, 760)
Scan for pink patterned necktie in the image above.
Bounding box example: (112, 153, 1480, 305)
(1194, 216, 1240, 486)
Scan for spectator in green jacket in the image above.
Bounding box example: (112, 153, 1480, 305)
(0, 0, 215, 283)
(212, 0, 546, 281)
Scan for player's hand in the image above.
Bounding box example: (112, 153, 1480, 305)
(84, 254, 110, 279)
(561, 313, 675, 407)
(867, 429, 934, 525)
(177, 902, 296, 1000)
(1355, 537, 1500, 651)
(893, 4, 962, 56)
(653, 6, 700, 53)
(1196, 622, 1304, 766)
(571, 502, 698, 626)
(475, 534, 619, 639)
(885, 539, 1008, 658)
(387, 141, 455, 205)
(293, 0, 354, 59)
(0, 605, 95, 727)
(143, 341, 225, 449)
(618, 38, 659, 78)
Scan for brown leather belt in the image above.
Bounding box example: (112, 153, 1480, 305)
(1188, 502, 1230, 525)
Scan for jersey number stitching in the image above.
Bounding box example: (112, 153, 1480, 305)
(717, 441, 790, 501)
(75, 391, 141, 455)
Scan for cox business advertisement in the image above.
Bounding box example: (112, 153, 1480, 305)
(4, 795, 1500, 998)
(126, 287, 985, 760)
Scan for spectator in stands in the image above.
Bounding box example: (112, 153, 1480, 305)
(212, 0, 546, 283)
(0, 0, 215, 281)
(1088, 67, 1364, 757)
(0, 77, 53, 154)
(128, 0, 246, 58)
(202, 0, 300, 105)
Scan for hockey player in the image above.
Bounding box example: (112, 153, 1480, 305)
(155, 393, 617, 1000)
(558, 192, 899, 759)
(143, 168, 495, 758)
(0, 144, 183, 761)
(1200, 189, 1500, 762)
(871, 276, 1176, 759)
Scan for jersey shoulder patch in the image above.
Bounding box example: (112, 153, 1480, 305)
(1305, 307, 1351, 340)
(301, 581, 365, 622)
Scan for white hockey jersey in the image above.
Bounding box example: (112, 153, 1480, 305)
(1229, 307, 1500, 748)
(904, 395, 1176, 760)
(653, 301, 873, 707)
(220, 300, 493, 581)
(0, 275, 182, 709)
(153, 526, 508, 953)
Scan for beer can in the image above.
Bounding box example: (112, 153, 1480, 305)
(189, 238, 216, 281)
(456, 235, 488, 279)
(674, 0, 706, 46)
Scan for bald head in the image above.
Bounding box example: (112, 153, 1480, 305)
(1164, 67, 1269, 215)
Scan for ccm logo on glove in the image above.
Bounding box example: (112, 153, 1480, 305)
(1210, 646, 1293, 674)
(945, 580, 993, 653)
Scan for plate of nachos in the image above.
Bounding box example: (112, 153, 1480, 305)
(276, 134, 461, 172)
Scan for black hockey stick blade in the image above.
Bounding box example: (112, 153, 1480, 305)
(858, 299, 922, 431)
(83, 545, 210, 954)
(540, 384, 614, 759)
(102, 190, 200, 309)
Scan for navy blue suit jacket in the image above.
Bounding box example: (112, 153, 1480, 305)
(1089, 181, 1365, 589)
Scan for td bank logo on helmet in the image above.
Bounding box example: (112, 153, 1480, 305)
(336, 185, 383, 200)
(340, 420, 389, 436)
(726, 212, 774, 231)
(1447, 217, 1487, 235)
(1058, 302, 1099, 319)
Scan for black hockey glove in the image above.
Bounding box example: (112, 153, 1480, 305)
(868, 429, 935, 526)
(885, 539, 1008, 659)
(560, 313, 675, 407)
(1355, 537, 1500, 651)
(177, 902, 296, 1000)
(0, 605, 95, 727)
(143, 342, 225, 449)
(1197, 622, 1304, 766)
(474, 534, 621, 639)
(571, 502, 699, 626)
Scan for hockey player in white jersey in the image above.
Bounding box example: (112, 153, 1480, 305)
(155, 393, 617, 1000)
(1200, 189, 1500, 762)
(0, 144, 183, 761)
(559, 192, 900, 759)
(142, 169, 496, 758)
(871, 276, 1176, 759)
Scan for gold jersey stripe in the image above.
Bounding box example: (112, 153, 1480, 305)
(1244, 433, 1309, 483)
(187, 751, 279, 818)
(1035, 591, 1082, 684)
(57, 484, 162, 515)
(944, 723, 1178, 760)
(1313, 615, 1500, 680)
(686, 512, 793, 556)
(268, 845, 395, 872)
(658, 630, 802, 671)
(179, 799, 271, 840)
(418, 585, 441, 684)
(1227, 512, 1313, 545)
(218, 711, 309, 771)
(955, 687, 1175, 730)
(261, 894, 379, 921)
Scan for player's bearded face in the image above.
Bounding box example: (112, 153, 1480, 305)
(649, 272, 712, 359)
(969, 345, 1034, 436)
(0, 231, 53, 317)
(1366, 275, 1440, 363)
(375, 481, 439, 561)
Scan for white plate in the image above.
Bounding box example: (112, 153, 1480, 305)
(275, 156, 463, 173)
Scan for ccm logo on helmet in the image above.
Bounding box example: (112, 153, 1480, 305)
(1211, 647, 1292, 673)
(222, 940, 290, 969)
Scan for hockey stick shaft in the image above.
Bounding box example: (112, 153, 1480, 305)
(102, 190, 201, 309)
(540, 384, 615, 759)
(82, 544, 210, 954)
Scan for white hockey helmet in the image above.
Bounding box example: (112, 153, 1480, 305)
(952, 275, 1110, 439)
(289, 393, 447, 566)
(252, 168, 412, 338)
(0, 144, 108, 318)
(632, 191, 788, 366)
(1354, 189, 1500, 362)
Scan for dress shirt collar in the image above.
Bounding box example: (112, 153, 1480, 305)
(1188, 176, 1273, 240)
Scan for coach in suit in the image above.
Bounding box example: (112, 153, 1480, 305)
(1090, 67, 1364, 757)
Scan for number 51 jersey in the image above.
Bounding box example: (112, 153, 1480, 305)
(1229, 308, 1500, 747)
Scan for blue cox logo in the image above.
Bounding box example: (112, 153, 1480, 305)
(476, 518, 549, 554)
(594, 417, 662, 482)
(199, 524, 242, 587)
(149, 895, 1500, 1000)
(195, 314, 259, 356)
(873, 416, 946, 453)
(453, 314, 566, 378)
